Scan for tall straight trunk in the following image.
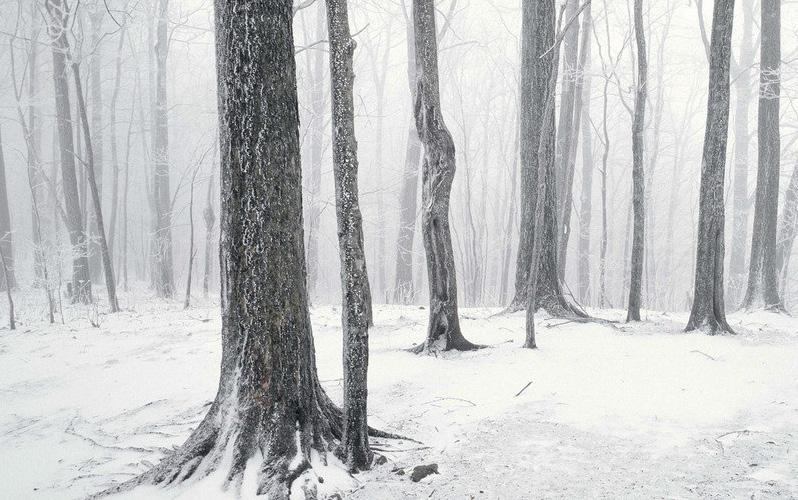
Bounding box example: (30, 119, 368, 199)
(72, 62, 120, 313)
(727, 1, 755, 306)
(153, 0, 175, 297)
(555, 0, 580, 279)
(325, 0, 373, 470)
(101, 2, 382, 494)
(626, 0, 647, 322)
(499, 123, 520, 304)
(0, 248, 14, 329)
(370, 31, 391, 303)
(598, 75, 610, 307)
(305, 3, 325, 299)
(184, 170, 197, 309)
(777, 160, 798, 299)
(0, 127, 15, 291)
(28, 5, 47, 282)
(46, 0, 92, 304)
(576, 7, 593, 304)
(88, 11, 104, 282)
(202, 174, 216, 298)
(686, 0, 735, 334)
(393, 15, 422, 305)
(411, 0, 479, 353)
(108, 26, 126, 261)
(742, 0, 782, 310)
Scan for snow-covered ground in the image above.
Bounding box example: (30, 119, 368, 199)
(1, 290, 797, 499)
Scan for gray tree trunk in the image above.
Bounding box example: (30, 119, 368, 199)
(108, 26, 126, 263)
(626, 0, 647, 322)
(153, 0, 175, 297)
(0, 126, 15, 291)
(576, 6, 593, 304)
(393, 12, 422, 305)
(727, 1, 755, 306)
(686, 0, 735, 334)
(411, 0, 479, 353)
(45, 0, 92, 304)
(777, 160, 798, 299)
(202, 173, 215, 298)
(325, 0, 373, 471)
(88, 10, 104, 282)
(742, 0, 782, 311)
(102, 2, 376, 495)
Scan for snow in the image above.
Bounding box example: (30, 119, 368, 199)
(1, 291, 797, 499)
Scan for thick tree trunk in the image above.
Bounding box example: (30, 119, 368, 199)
(576, 7, 593, 304)
(393, 18, 422, 305)
(0, 127, 15, 291)
(46, 0, 92, 304)
(686, 0, 735, 334)
(555, 0, 580, 279)
(153, 0, 175, 298)
(411, 0, 479, 353)
(727, 1, 755, 306)
(325, 0, 373, 470)
(101, 2, 378, 496)
(626, 0, 647, 322)
(72, 63, 120, 313)
(742, 0, 782, 311)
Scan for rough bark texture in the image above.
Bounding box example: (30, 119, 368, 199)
(626, 0, 647, 322)
(100, 2, 357, 496)
(686, 0, 735, 334)
(0, 126, 15, 291)
(412, 0, 479, 353)
(727, 1, 755, 306)
(742, 0, 782, 311)
(576, 7, 593, 304)
(153, 0, 175, 298)
(326, 0, 373, 471)
(393, 14, 422, 305)
(46, 0, 92, 304)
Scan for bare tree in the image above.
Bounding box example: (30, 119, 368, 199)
(686, 0, 735, 334)
(0, 126, 15, 291)
(626, 0, 647, 322)
(325, 0, 373, 470)
(777, 160, 798, 300)
(45, 0, 92, 304)
(411, 0, 479, 353)
(576, 5, 593, 304)
(202, 173, 215, 298)
(742, 0, 782, 311)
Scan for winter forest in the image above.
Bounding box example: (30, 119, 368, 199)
(0, 0, 797, 498)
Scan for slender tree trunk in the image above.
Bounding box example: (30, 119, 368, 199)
(411, 0, 479, 353)
(202, 173, 216, 298)
(555, 0, 580, 279)
(686, 0, 735, 334)
(184, 170, 197, 309)
(28, 6, 47, 283)
(0, 247, 14, 330)
(626, 0, 647, 322)
(46, 0, 92, 304)
(393, 16, 422, 305)
(88, 10, 104, 282)
(776, 160, 798, 299)
(108, 26, 126, 262)
(0, 127, 16, 291)
(576, 6, 593, 304)
(72, 62, 120, 313)
(742, 0, 782, 311)
(727, 1, 755, 306)
(153, 0, 175, 298)
(326, 0, 373, 470)
(101, 3, 384, 495)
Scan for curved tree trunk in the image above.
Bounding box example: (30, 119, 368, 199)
(411, 0, 479, 353)
(686, 0, 735, 334)
(742, 0, 782, 311)
(325, 0, 373, 471)
(626, 0, 647, 322)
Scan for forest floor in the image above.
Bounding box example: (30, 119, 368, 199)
(0, 289, 797, 499)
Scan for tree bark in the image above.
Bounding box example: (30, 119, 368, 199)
(626, 0, 647, 322)
(45, 0, 92, 304)
(100, 1, 383, 496)
(108, 25, 126, 263)
(88, 9, 104, 282)
(576, 6, 593, 304)
(777, 160, 798, 300)
(411, 0, 479, 353)
(325, 0, 373, 470)
(742, 0, 782, 311)
(686, 0, 735, 334)
(153, 0, 175, 298)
